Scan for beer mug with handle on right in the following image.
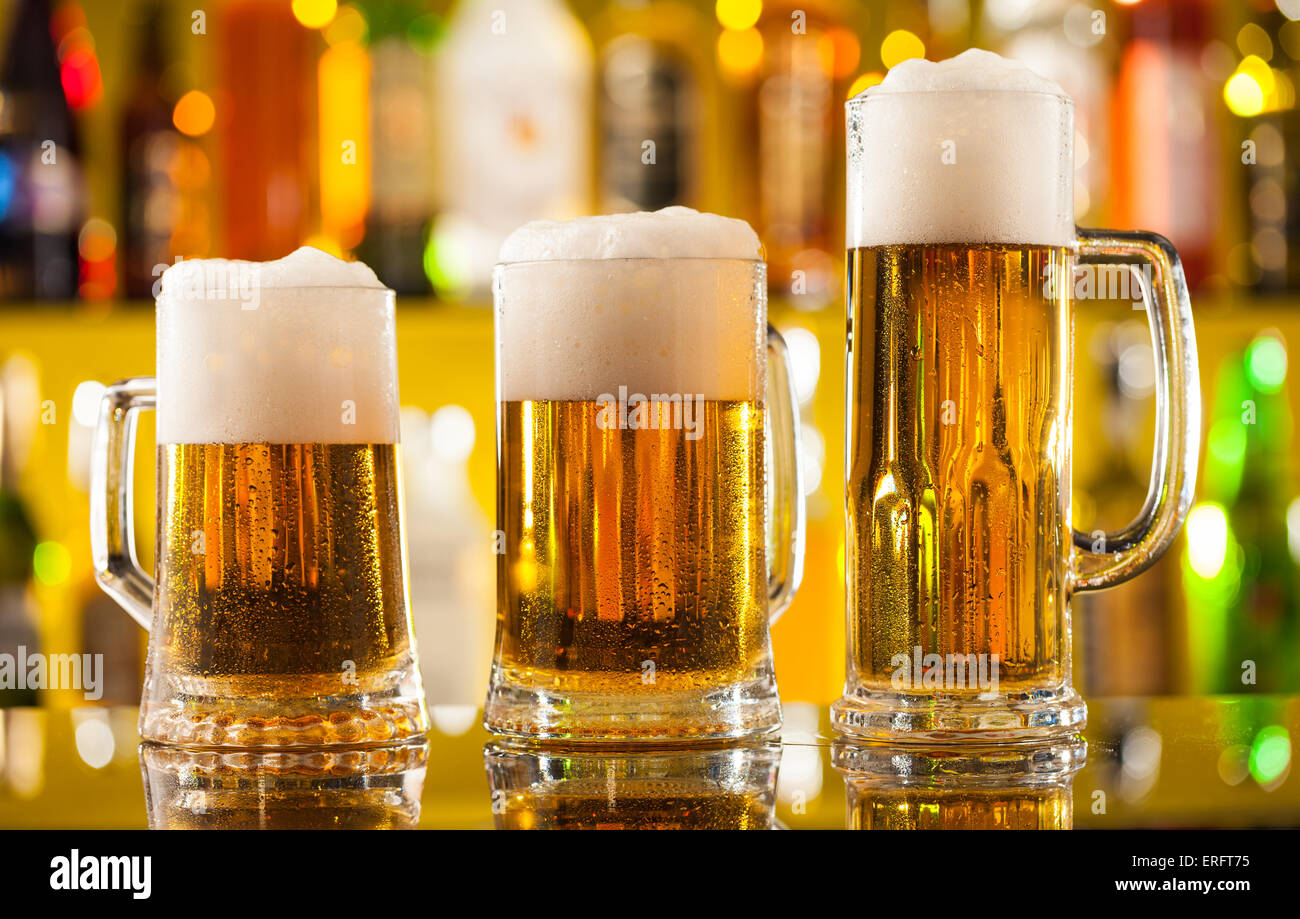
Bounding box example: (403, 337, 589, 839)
(832, 50, 1200, 741)
(91, 247, 428, 747)
(486, 207, 805, 742)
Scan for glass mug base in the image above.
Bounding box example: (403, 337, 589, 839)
(483, 667, 782, 743)
(830, 684, 1086, 743)
(139, 651, 429, 748)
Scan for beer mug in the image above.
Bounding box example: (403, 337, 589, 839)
(833, 51, 1199, 740)
(91, 249, 428, 747)
(486, 207, 804, 741)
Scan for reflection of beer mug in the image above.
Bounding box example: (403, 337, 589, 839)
(485, 742, 780, 829)
(834, 52, 1199, 740)
(833, 737, 1085, 830)
(141, 741, 428, 829)
(91, 249, 428, 746)
(487, 208, 804, 741)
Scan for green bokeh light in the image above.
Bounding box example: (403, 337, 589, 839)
(32, 541, 71, 586)
(1246, 335, 1287, 393)
(1249, 725, 1291, 786)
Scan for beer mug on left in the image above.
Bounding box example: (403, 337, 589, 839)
(91, 248, 428, 747)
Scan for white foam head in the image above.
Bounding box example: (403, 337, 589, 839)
(847, 49, 1074, 248)
(157, 247, 399, 444)
(496, 207, 764, 402)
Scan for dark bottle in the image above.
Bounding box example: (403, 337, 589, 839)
(0, 0, 84, 300)
(120, 1, 180, 299)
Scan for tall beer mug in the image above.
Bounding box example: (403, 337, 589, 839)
(833, 51, 1199, 741)
(91, 248, 428, 747)
(487, 207, 805, 741)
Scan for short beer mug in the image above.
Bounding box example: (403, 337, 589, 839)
(92, 248, 428, 747)
(486, 207, 804, 741)
(833, 52, 1200, 740)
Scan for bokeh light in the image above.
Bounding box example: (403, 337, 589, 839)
(33, 541, 71, 586)
(292, 0, 338, 30)
(1246, 334, 1287, 392)
(172, 90, 216, 137)
(880, 30, 925, 70)
(717, 27, 764, 79)
(715, 0, 762, 31)
(1249, 726, 1291, 788)
(1186, 503, 1229, 580)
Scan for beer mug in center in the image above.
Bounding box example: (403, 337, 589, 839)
(91, 248, 428, 747)
(486, 207, 804, 741)
(833, 51, 1200, 741)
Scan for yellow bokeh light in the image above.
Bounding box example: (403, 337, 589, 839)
(1225, 72, 1265, 117)
(715, 0, 762, 31)
(880, 29, 925, 70)
(1239, 55, 1276, 96)
(323, 4, 366, 46)
(847, 71, 884, 98)
(172, 90, 215, 137)
(717, 28, 764, 79)
(292, 0, 338, 30)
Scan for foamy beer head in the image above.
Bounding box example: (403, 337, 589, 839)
(156, 247, 398, 444)
(846, 49, 1074, 249)
(495, 206, 765, 403)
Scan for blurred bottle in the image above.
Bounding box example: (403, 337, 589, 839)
(119, 1, 181, 299)
(400, 406, 493, 709)
(430, 0, 592, 300)
(0, 0, 83, 300)
(357, 0, 442, 294)
(1073, 323, 1175, 696)
(0, 360, 41, 707)
(1184, 333, 1300, 693)
(1110, 0, 1220, 289)
(1227, 0, 1300, 293)
(749, 0, 846, 306)
(591, 0, 716, 213)
(217, 1, 314, 260)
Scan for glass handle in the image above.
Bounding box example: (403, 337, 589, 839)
(766, 324, 806, 621)
(1070, 229, 1201, 593)
(90, 377, 156, 630)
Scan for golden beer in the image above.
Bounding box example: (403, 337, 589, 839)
(497, 399, 767, 696)
(155, 443, 411, 679)
(145, 444, 424, 746)
(485, 742, 780, 830)
(848, 785, 1073, 830)
(846, 244, 1071, 696)
(834, 738, 1084, 830)
(496, 780, 774, 830)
